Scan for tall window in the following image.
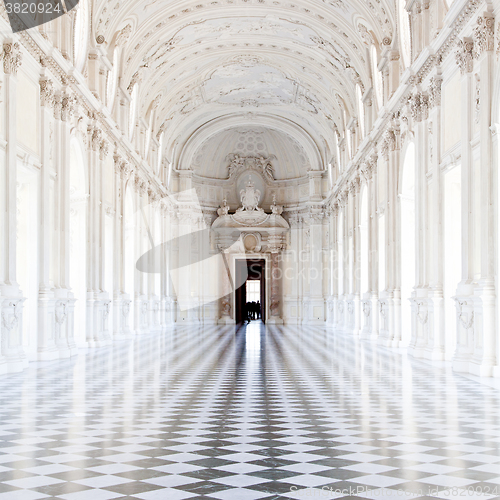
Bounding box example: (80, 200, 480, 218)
(356, 84, 365, 138)
(371, 45, 383, 108)
(73, 0, 89, 73)
(106, 47, 119, 110)
(129, 84, 138, 141)
(399, 0, 412, 68)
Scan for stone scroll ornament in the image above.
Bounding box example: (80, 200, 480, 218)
(4, 0, 78, 33)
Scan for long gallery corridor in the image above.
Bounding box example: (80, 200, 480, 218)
(0, 324, 498, 500)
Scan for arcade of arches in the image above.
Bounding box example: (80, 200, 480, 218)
(0, 0, 500, 381)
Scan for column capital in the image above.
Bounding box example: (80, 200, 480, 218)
(473, 12, 495, 58)
(99, 139, 109, 161)
(429, 76, 443, 108)
(61, 93, 77, 121)
(3, 42, 22, 75)
(455, 37, 474, 75)
(90, 126, 102, 152)
(383, 128, 397, 152)
(39, 78, 54, 108)
(410, 91, 429, 122)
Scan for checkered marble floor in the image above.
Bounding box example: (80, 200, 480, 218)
(0, 322, 499, 500)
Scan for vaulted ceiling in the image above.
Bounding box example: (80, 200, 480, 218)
(93, 0, 397, 178)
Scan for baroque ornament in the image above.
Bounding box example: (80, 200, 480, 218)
(473, 13, 495, 58)
(455, 37, 474, 75)
(3, 42, 22, 75)
(410, 92, 429, 122)
(226, 154, 276, 181)
(39, 78, 54, 107)
(429, 77, 442, 108)
(238, 177, 263, 212)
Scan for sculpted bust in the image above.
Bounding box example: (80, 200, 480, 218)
(217, 198, 230, 216)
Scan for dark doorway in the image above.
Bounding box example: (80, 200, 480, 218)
(235, 259, 265, 324)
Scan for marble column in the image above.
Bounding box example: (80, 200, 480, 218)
(472, 14, 496, 376)
(36, 75, 58, 360)
(427, 73, 446, 360)
(53, 85, 77, 357)
(0, 41, 27, 374)
(112, 154, 132, 339)
(453, 37, 476, 373)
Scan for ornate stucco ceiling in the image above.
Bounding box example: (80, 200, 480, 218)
(93, 0, 397, 180)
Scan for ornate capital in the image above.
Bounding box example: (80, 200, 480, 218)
(456, 37, 474, 75)
(429, 77, 443, 108)
(53, 93, 62, 120)
(410, 92, 429, 122)
(61, 94, 77, 121)
(99, 140, 109, 160)
(349, 176, 361, 195)
(39, 78, 54, 107)
(3, 42, 22, 75)
(114, 155, 131, 180)
(360, 163, 372, 182)
(91, 127, 102, 152)
(473, 13, 495, 58)
(383, 129, 397, 152)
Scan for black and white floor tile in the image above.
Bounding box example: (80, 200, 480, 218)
(0, 322, 499, 499)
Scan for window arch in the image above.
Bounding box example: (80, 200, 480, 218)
(356, 84, 365, 138)
(106, 47, 119, 110)
(73, 0, 89, 73)
(371, 45, 383, 109)
(399, 0, 412, 68)
(129, 84, 138, 141)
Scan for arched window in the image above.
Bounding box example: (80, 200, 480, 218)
(157, 132, 163, 172)
(106, 47, 119, 110)
(399, 0, 412, 68)
(356, 84, 365, 138)
(371, 45, 383, 108)
(129, 84, 138, 141)
(73, 0, 89, 73)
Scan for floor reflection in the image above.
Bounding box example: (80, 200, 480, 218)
(0, 324, 497, 499)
